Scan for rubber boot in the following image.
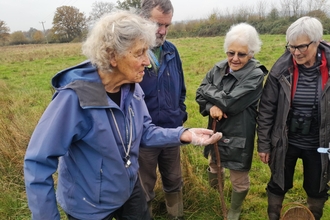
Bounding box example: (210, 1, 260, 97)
(164, 191, 184, 220)
(207, 167, 224, 190)
(227, 189, 249, 220)
(307, 196, 327, 220)
(267, 191, 284, 220)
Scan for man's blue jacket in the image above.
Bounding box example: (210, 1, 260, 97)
(140, 40, 187, 128)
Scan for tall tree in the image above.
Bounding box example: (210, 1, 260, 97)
(116, 0, 141, 10)
(52, 6, 87, 42)
(268, 7, 280, 21)
(25, 27, 38, 41)
(32, 30, 44, 44)
(256, 0, 268, 19)
(280, 0, 291, 17)
(0, 20, 10, 45)
(89, 1, 116, 25)
(306, 0, 329, 12)
(290, 0, 304, 17)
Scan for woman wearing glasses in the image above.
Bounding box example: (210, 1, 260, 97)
(257, 16, 330, 220)
(196, 23, 268, 220)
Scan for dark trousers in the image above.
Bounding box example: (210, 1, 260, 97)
(268, 145, 329, 198)
(67, 178, 151, 220)
(138, 146, 182, 202)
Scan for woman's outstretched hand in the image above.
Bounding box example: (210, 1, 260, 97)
(181, 128, 222, 146)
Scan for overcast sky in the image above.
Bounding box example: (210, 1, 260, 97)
(0, 0, 278, 33)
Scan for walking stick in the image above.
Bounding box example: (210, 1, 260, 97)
(212, 119, 227, 220)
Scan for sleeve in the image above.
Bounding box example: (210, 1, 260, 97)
(196, 68, 216, 117)
(24, 90, 90, 220)
(257, 72, 279, 153)
(177, 49, 188, 122)
(139, 97, 185, 148)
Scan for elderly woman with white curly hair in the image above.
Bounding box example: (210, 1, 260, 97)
(23, 10, 222, 220)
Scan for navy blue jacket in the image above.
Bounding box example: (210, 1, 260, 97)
(140, 41, 187, 128)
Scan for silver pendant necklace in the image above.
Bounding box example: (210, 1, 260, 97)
(110, 108, 133, 168)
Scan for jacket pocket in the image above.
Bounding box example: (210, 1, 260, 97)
(217, 136, 246, 163)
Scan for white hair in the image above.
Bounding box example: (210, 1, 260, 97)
(82, 10, 157, 72)
(223, 23, 262, 56)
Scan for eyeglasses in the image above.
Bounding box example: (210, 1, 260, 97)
(286, 41, 314, 53)
(226, 51, 249, 59)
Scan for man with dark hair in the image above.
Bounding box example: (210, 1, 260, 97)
(139, 0, 187, 219)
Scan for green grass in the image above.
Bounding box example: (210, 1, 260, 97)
(0, 36, 329, 219)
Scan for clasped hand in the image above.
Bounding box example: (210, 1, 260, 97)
(210, 105, 227, 121)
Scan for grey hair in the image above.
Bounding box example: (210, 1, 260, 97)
(139, 0, 173, 18)
(223, 23, 262, 56)
(286, 16, 323, 43)
(82, 10, 157, 72)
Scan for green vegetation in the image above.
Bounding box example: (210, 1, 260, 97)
(1, 36, 329, 219)
(2, 0, 330, 45)
(167, 9, 330, 39)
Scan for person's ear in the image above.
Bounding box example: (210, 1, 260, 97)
(109, 52, 117, 67)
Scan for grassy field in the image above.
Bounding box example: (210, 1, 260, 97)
(0, 36, 329, 220)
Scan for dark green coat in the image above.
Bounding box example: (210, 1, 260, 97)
(196, 58, 268, 171)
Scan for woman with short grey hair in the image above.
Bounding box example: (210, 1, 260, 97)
(24, 10, 222, 220)
(257, 16, 330, 220)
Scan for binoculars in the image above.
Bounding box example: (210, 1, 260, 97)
(290, 112, 312, 135)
